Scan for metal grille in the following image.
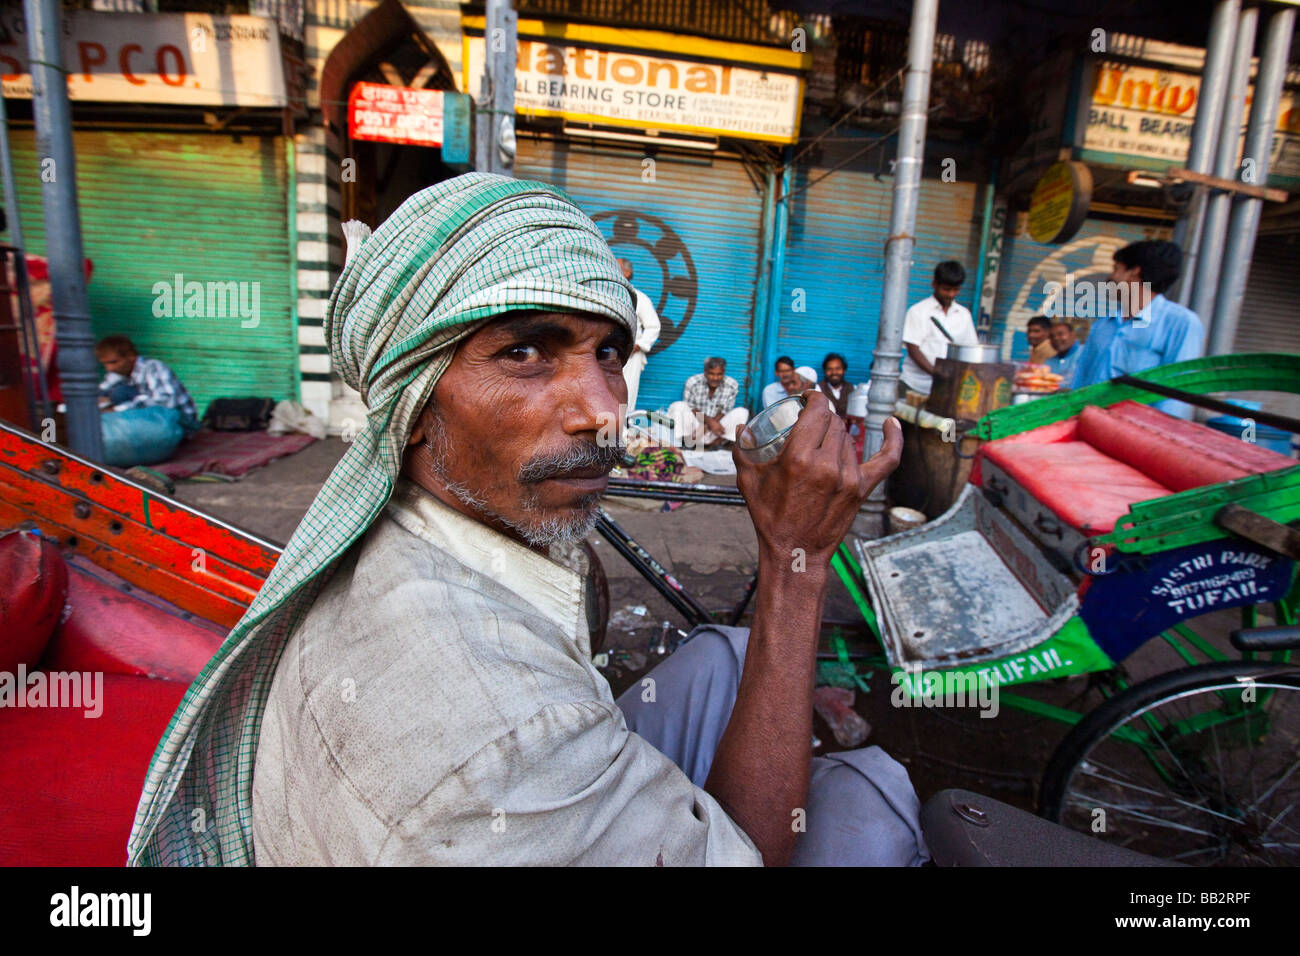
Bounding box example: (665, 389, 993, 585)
(514, 0, 799, 44)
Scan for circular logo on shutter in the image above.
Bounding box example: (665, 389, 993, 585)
(592, 210, 697, 351)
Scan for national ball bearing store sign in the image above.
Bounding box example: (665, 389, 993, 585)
(349, 82, 444, 147)
(462, 17, 807, 144)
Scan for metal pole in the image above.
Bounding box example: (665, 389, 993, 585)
(1190, 4, 1256, 325)
(23, 0, 102, 459)
(1173, 0, 1239, 305)
(863, 0, 938, 520)
(1209, 6, 1296, 355)
(477, 0, 516, 176)
(747, 161, 777, 409)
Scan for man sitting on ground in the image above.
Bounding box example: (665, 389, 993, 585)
(95, 335, 199, 467)
(126, 175, 925, 867)
(760, 356, 810, 408)
(817, 353, 853, 418)
(669, 356, 750, 448)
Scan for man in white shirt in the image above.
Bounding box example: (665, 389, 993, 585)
(900, 260, 979, 396)
(618, 259, 661, 415)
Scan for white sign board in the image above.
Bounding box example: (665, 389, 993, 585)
(465, 36, 802, 143)
(0, 11, 287, 107)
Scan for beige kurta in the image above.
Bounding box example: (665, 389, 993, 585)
(251, 479, 761, 866)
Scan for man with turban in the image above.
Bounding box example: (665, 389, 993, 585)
(127, 174, 922, 867)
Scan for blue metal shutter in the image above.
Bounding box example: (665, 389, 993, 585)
(1, 129, 295, 415)
(514, 136, 765, 413)
(775, 164, 979, 389)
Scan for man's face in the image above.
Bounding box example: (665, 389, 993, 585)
(775, 362, 796, 386)
(405, 312, 631, 548)
(1026, 323, 1049, 347)
(933, 282, 962, 310)
(98, 349, 136, 377)
(823, 359, 845, 387)
(704, 364, 726, 389)
(1109, 257, 1143, 316)
(1050, 323, 1075, 353)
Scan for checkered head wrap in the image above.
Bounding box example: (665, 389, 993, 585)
(128, 173, 636, 865)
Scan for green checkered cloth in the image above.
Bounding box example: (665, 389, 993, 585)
(127, 173, 636, 866)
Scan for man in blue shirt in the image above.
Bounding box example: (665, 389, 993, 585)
(1045, 321, 1081, 388)
(1072, 240, 1204, 419)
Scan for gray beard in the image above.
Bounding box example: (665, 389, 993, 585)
(425, 413, 601, 548)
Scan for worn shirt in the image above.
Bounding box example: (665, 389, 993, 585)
(682, 373, 740, 419)
(900, 296, 978, 394)
(1045, 343, 1081, 389)
(99, 355, 198, 425)
(632, 287, 661, 355)
(1073, 295, 1205, 418)
(251, 479, 761, 866)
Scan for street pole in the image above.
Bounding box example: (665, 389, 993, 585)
(24, 0, 102, 459)
(1209, 5, 1296, 355)
(1189, 4, 1256, 325)
(1172, 0, 1239, 306)
(863, 0, 938, 526)
(476, 0, 517, 176)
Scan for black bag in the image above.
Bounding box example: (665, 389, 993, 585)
(203, 397, 275, 432)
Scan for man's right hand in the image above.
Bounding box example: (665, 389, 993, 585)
(734, 390, 902, 564)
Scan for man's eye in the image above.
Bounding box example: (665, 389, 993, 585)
(503, 344, 541, 362)
(598, 345, 624, 363)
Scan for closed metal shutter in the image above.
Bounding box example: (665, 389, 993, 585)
(991, 217, 1169, 360)
(2, 129, 295, 415)
(775, 165, 979, 387)
(515, 135, 765, 412)
(1234, 233, 1300, 422)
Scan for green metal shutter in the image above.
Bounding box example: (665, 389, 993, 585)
(777, 164, 979, 387)
(514, 136, 766, 412)
(2, 129, 295, 416)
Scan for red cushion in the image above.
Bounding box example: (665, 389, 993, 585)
(0, 673, 186, 866)
(0, 531, 68, 674)
(1106, 401, 1295, 479)
(42, 566, 225, 684)
(983, 440, 1172, 534)
(1078, 405, 1259, 493)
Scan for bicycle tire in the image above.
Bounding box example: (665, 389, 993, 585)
(1039, 660, 1300, 865)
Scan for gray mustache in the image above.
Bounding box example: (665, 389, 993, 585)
(518, 441, 624, 483)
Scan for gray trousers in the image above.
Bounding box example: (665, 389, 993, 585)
(616, 625, 930, 866)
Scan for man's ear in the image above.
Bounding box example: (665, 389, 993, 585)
(406, 402, 433, 447)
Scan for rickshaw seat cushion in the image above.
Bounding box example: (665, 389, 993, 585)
(1077, 402, 1292, 492)
(982, 440, 1172, 533)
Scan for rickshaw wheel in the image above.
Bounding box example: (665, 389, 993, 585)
(1038, 660, 1300, 866)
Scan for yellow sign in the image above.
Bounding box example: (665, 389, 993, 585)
(1028, 161, 1092, 244)
(462, 16, 808, 144)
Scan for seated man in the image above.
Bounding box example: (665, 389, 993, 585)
(1072, 240, 1204, 419)
(760, 355, 811, 408)
(1045, 321, 1081, 389)
(95, 335, 199, 467)
(669, 356, 750, 448)
(126, 174, 925, 867)
(816, 352, 856, 419)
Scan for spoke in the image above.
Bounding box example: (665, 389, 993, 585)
(1072, 765, 1246, 826)
(1246, 754, 1300, 816)
(1066, 794, 1219, 837)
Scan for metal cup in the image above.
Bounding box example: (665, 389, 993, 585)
(736, 394, 806, 464)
